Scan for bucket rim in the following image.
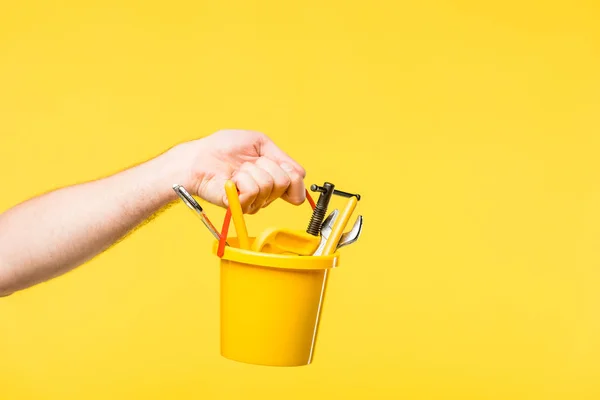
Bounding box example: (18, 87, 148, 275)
(211, 238, 340, 270)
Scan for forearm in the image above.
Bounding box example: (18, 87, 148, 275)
(0, 147, 186, 296)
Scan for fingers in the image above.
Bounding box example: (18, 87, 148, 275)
(230, 158, 306, 213)
(232, 163, 273, 214)
(258, 136, 306, 206)
(279, 163, 306, 205)
(254, 157, 291, 206)
(242, 162, 274, 213)
(260, 137, 306, 179)
(204, 133, 307, 213)
(230, 170, 258, 214)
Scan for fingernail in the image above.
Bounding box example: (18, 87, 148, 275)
(222, 195, 229, 207)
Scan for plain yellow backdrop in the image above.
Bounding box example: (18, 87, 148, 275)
(1, 0, 600, 399)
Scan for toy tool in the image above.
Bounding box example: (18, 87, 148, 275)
(224, 180, 250, 250)
(172, 184, 226, 245)
(250, 227, 321, 255)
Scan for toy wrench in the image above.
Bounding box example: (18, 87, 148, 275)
(313, 209, 363, 256)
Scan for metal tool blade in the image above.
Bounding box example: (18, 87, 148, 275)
(316, 212, 362, 253)
(312, 209, 339, 256)
(337, 215, 363, 249)
(172, 184, 228, 245)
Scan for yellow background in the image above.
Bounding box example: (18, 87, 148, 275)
(1, 0, 600, 398)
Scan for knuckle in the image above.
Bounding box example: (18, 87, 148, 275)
(249, 185, 260, 197)
(297, 166, 306, 178)
(278, 173, 291, 188)
(252, 130, 267, 139)
(255, 157, 268, 168)
(290, 172, 302, 185)
(262, 173, 274, 186)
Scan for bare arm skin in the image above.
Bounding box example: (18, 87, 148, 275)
(0, 130, 306, 296)
(0, 149, 182, 296)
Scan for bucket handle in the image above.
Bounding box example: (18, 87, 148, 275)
(217, 188, 317, 257)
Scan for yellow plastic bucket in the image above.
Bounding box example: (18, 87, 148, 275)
(212, 237, 341, 367)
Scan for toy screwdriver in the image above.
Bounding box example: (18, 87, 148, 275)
(173, 184, 228, 245)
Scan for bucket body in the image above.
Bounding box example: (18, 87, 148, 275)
(213, 238, 341, 367)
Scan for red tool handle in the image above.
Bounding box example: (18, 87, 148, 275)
(217, 188, 316, 257)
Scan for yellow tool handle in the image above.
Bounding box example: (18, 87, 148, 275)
(321, 196, 358, 256)
(225, 180, 250, 250)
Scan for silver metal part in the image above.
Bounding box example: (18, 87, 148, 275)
(313, 209, 363, 256)
(312, 209, 338, 256)
(172, 184, 228, 245)
(337, 215, 363, 249)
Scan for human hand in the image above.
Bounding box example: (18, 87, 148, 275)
(173, 130, 306, 214)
